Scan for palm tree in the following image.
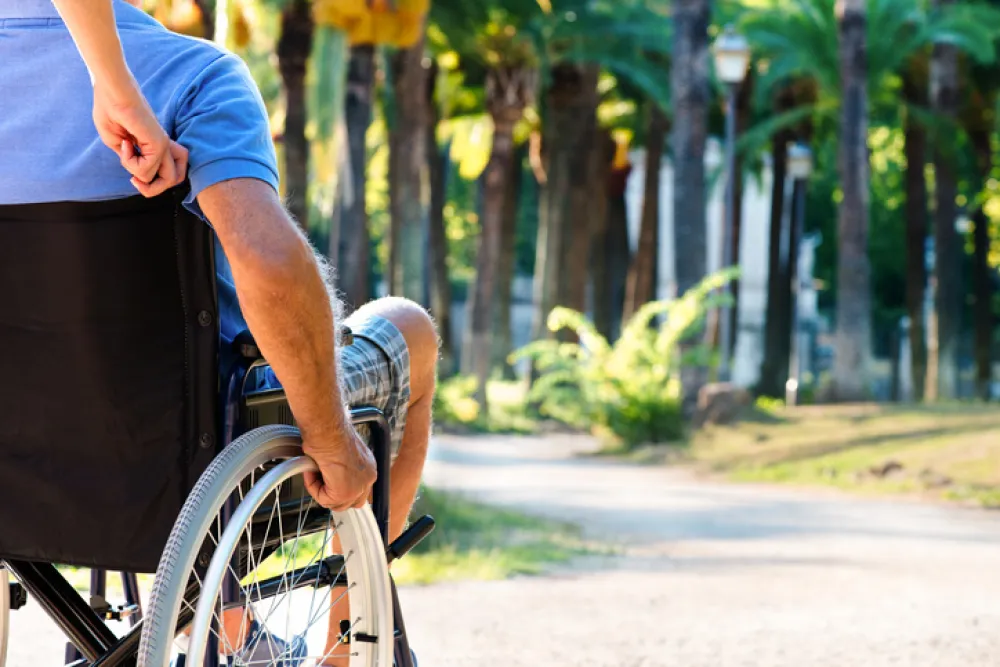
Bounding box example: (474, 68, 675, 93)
(529, 0, 673, 334)
(623, 103, 669, 321)
(961, 43, 1000, 400)
(430, 0, 539, 408)
(425, 63, 456, 375)
(339, 44, 376, 310)
(671, 0, 711, 299)
(312, 0, 430, 300)
(741, 0, 1000, 400)
(494, 143, 527, 378)
(388, 34, 431, 305)
(276, 0, 314, 228)
(466, 64, 536, 407)
(832, 0, 872, 401)
(756, 85, 802, 398)
(902, 57, 929, 400)
(928, 0, 961, 400)
(433, 0, 672, 407)
(537, 61, 600, 328)
(595, 132, 634, 341)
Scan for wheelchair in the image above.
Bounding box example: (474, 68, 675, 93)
(0, 191, 432, 666)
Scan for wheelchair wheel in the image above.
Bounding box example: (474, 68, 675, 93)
(138, 425, 392, 667)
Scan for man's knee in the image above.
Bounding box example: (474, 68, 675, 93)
(353, 297, 438, 396)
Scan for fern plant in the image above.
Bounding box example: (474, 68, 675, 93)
(513, 269, 737, 447)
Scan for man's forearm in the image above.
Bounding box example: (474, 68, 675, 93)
(52, 0, 135, 95)
(199, 180, 350, 445)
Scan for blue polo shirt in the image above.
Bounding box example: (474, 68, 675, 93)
(0, 0, 279, 362)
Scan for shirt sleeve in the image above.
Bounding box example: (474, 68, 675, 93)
(173, 53, 279, 219)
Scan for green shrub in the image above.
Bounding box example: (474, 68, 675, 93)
(512, 269, 737, 448)
(433, 374, 482, 426)
(433, 374, 537, 434)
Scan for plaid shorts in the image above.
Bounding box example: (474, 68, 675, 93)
(339, 313, 411, 460)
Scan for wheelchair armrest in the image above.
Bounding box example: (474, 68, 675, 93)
(234, 330, 262, 361)
(233, 326, 355, 363)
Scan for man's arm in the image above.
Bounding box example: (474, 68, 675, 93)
(198, 178, 375, 511)
(51, 0, 186, 193)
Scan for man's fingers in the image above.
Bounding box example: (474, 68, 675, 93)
(157, 148, 178, 187)
(97, 126, 121, 153)
(120, 139, 134, 166)
(303, 472, 329, 507)
(121, 139, 165, 184)
(170, 142, 190, 184)
(130, 176, 172, 198)
(304, 474, 351, 512)
(119, 141, 158, 184)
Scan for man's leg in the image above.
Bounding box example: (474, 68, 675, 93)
(323, 298, 438, 664)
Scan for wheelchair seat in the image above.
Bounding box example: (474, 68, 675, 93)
(0, 191, 220, 572)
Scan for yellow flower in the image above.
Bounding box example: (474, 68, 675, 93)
(315, 0, 427, 46)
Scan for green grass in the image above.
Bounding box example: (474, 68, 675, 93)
(392, 487, 591, 585)
(689, 403, 1000, 508)
(58, 487, 587, 594)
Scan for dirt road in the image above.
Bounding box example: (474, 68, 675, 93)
(398, 433, 1000, 667)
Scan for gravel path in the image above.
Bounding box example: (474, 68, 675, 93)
(6, 433, 1000, 666)
(397, 433, 1000, 667)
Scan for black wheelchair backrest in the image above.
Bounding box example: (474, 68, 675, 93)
(0, 191, 220, 572)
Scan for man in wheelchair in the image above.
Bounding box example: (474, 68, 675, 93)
(0, 1, 438, 665)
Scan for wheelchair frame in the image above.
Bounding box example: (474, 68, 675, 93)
(2, 351, 417, 667)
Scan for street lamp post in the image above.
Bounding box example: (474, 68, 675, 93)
(785, 142, 813, 406)
(712, 25, 750, 382)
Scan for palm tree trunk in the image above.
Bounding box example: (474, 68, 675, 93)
(729, 69, 753, 356)
(592, 130, 617, 341)
(902, 71, 928, 402)
(672, 0, 710, 411)
(832, 0, 873, 401)
(971, 130, 993, 400)
(426, 69, 454, 376)
(624, 105, 668, 321)
(388, 36, 429, 304)
(929, 10, 961, 400)
(758, 127, 791, 397)
(530, 64, 595, 355)
(387, 143, 400, 294)
(338, 45, 375, 311)
(493, 144, 525, 379)
(467, 111, 520, 411)
(276, 0, 313, 229)
(671, 0, 711, 297)
(972, 206, 992, 399)
(603, 162, 633, 342)
(563, 67, 601, 316)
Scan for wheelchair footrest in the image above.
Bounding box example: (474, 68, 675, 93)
(89, 594, 140, 621)
(9, 581, 26, 610)
(386, 515, 435, 565)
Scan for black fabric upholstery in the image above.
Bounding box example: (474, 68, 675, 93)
(0, 191, 219, 572)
